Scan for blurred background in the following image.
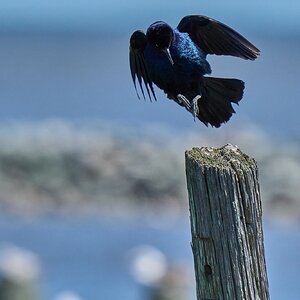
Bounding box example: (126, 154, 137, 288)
(0, 0, 299, 299)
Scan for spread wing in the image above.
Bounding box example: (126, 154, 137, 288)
(129, 30, 157, 101)
(177, 15, 260, 60)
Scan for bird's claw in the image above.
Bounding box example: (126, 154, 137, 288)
(192, 95, 201, 121)
(177, 94, 191, 110)
(177, 94, 201, 122)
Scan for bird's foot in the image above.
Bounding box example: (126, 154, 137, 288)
(176, 94, 201, 122)
(177, 94, 191, 110)
(191, 95, 201, 121)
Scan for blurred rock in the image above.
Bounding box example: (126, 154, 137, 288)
(54, 291, 83, 300)
(129, 245, 168, 286)
(0, 245, 40, 300)
(147, 265, 193, 300)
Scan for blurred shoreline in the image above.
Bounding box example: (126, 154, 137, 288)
(0, 120, 298, 224)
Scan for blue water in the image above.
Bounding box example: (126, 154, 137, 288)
(0, 33, 299, 140)
(0, 1, 299, 38)
(0, 215, 299, 300)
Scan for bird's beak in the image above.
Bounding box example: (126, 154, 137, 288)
(162, 48, 174, 65)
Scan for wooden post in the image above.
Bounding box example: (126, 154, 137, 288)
(185, 144, 270, 300)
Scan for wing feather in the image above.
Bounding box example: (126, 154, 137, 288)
(177, 15, 260, 60)
(129, 30, 157, 101)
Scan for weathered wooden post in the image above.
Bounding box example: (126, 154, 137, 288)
(185, 144, 269, 300)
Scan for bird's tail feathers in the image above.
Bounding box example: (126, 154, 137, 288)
(197, 77, 244, 127)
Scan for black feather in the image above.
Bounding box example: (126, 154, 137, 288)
(177, 15, 260, 60)
(129, 30, 157, 101)
(197, 77, 244, 127)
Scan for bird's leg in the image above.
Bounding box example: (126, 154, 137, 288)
(176, 94, 201, 122)
(191, 95, 201, 121)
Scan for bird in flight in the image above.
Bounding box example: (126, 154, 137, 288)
(129, 15, 260, 127)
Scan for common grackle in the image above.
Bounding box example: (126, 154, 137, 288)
(129, 15, 260, 127)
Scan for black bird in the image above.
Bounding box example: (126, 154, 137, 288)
(129, 15, 260, 127)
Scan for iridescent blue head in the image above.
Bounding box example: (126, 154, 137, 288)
(146, 21, 174, 65)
